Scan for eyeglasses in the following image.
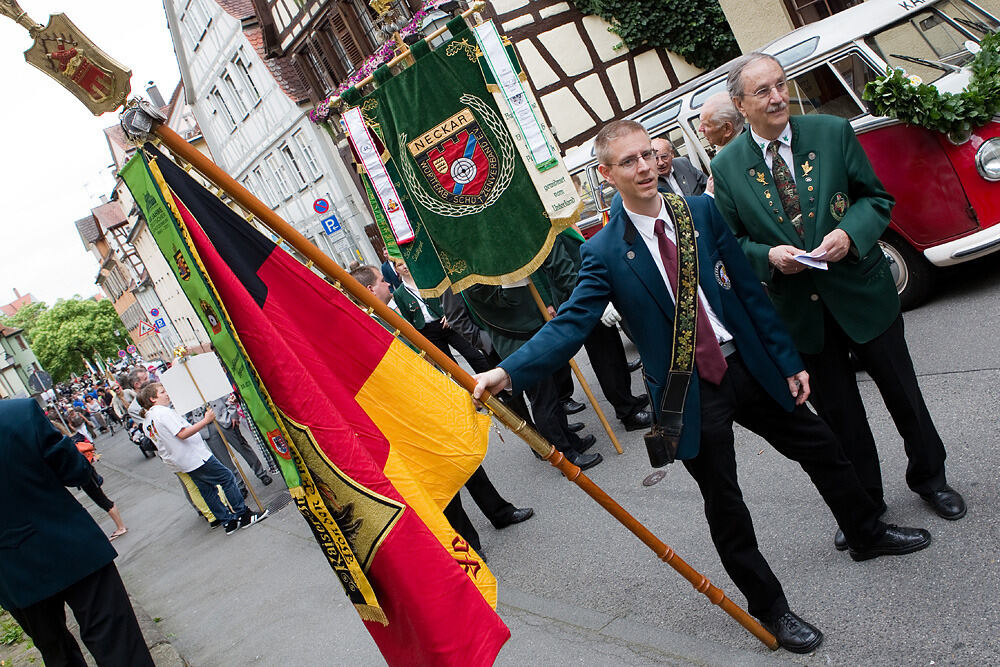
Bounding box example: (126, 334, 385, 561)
(610, 149, 659, 170)
(747, 79, 787, 100)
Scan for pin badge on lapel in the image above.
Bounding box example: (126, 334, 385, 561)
(714, 261, 732, 290)
(627, 250, 636, 260)
(755, 172, 767, 185)
(802, 161, 813, 177)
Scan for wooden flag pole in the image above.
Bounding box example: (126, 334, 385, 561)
(149, 121, 777, 650)
(526, 282, 624, 455)
(177, 355, 265, 514)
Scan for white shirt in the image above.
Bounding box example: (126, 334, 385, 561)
(750, 122, 796, 186)
(659, 171, 682, 195)
(144, 404, 212, 473)
(625, 198, 733, 344)
(401, 282, 437, 322)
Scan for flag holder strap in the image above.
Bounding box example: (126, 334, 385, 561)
(526, 283, 623, 455)
(142, 117, 776, 652)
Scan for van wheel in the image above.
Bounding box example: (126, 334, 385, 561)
(878, 233, 932, 311)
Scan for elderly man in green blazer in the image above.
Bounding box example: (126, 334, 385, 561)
(712, 53, 965, 550)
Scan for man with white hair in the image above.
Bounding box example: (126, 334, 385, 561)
(699, 91, 745, 150)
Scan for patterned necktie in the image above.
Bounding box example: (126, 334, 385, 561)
(652, 218, 728, 385)
(767, 140, 805, 240)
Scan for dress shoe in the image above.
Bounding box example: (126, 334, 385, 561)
(621, 409, 652, 431)
(493, 507, 534, 529)
(849, 524, 931, 562)
(834, 529, 848, 551)
(573, 434, 596, 453)
(565, 449, 602, 471)
(627, 358, 642, 373)
(567, 421, 585, 433)
(762, 611, 823, 654)
(834, 501, 886, 551)
(560, 398, 586, 415)
(920, 485, 966, 520)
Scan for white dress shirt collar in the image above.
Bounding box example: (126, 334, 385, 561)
(750, 122, 793, 161)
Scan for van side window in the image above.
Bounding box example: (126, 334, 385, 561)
(833, 52, 879, 102)
(787, 62, 865, 119)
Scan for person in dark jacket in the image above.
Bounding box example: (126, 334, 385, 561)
(0, 399, 153, 666)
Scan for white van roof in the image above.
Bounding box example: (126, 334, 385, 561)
(564, 0, 951, 171)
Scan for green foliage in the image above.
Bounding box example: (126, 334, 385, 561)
(572, 0, 740, 71)
(863, 33, 1000, 141)
(0, 611, 24, 646)
(0, 301, 48, 340)
(27, 299, 130, 382)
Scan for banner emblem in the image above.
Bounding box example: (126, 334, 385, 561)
(408, 108, 498, 206)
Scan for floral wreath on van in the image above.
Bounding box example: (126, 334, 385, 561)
(863, 32, 1000, 143)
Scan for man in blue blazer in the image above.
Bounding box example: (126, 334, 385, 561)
(474, 120, 931, 654)
(0, 399, 152, 666)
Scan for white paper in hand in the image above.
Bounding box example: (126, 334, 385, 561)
(794, 249, 829, 270)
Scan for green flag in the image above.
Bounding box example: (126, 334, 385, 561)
(120, 151, 300, 488)
(341, 17, 580, 296)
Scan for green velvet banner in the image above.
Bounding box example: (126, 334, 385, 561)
(346, 18, 573, 296)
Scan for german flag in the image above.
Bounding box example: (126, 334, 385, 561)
(143, 145, 509, 666)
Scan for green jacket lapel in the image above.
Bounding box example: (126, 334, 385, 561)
(790, 116, 821, 249)
(738, 131, 802, 247)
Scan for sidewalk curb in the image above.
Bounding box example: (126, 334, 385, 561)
(131, 597, 188, 667)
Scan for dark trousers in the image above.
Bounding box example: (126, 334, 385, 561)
(802, 311, 947, 503)
(557, 323, 646, 420)
(7, 562, 154, 667)
(203, 428, 248, 493)
(187, 455, 247, 523)
(525, 375, 587, 454)
(443, 466, 519, 553)
(685, 352, 883, 620)
(220, 423, 268, 480)
(421, 319, 492, 374)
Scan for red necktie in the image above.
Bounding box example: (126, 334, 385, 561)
(653, 218, 728, 385)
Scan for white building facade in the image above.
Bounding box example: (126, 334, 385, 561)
(165, 0, 377, 267)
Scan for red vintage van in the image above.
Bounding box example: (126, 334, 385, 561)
(567, 0, 1000, 309)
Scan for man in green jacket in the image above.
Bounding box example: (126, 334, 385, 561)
(712, 53, 965, 549)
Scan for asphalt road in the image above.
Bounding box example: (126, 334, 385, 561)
(474, 250, 1000, 666)
(78, 250, 1000, 666)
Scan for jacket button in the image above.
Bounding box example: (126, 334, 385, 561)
(810, 294, 819, 301)
(808, 212, 815, 218)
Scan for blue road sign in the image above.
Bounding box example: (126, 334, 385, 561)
(154, 318, 167, 330)
(321, 215, 341, 235)
(313, 198, 330, 214)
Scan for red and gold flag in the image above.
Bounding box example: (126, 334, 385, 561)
(144, 145, 509, 666)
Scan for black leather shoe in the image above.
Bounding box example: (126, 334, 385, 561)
(493, 507, 534, 529)
(567, 421, 585, 433)
(560, 398, 586, 415)
(849, 524, 932, 562)
(573, 434, 596, 453)
(762, 611, 823, 654)
(834, 528, 848, 551)
(627, 359, 642, 373)
(835, 501, 886, 550)
(565, 449, 602, 471)
(621, 410, 652, 431)
(920, 485, 966, 520)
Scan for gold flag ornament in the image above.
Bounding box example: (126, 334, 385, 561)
(1, 1, 131, 115)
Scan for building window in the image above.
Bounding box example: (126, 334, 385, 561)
(321, 21, 357, 76)
(280, 143, 308, 189)
(265, 153, 293, 198)
(304, 41, 337, 96)
(15, 335, 26, 351)
(222, 73, 249, 118)
(180, 0, 212, 50)
(251, 166, 279, 207)
(782, 0, 863, 27)
(350, 0, 383, 48)
(293, 129, 323, 180)
(231, 51, 261, 106)
(210, 87, 237, 131)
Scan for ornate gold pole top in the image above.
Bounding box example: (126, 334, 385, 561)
(1, 2, 131, 115)
(0, 0, 44, 37)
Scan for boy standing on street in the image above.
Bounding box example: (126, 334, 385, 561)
(138, 383, 267, 535)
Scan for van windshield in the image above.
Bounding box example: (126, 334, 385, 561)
(864, 2, 993, 84)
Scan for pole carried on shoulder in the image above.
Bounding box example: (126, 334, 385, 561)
(147, 120, 776, 651)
